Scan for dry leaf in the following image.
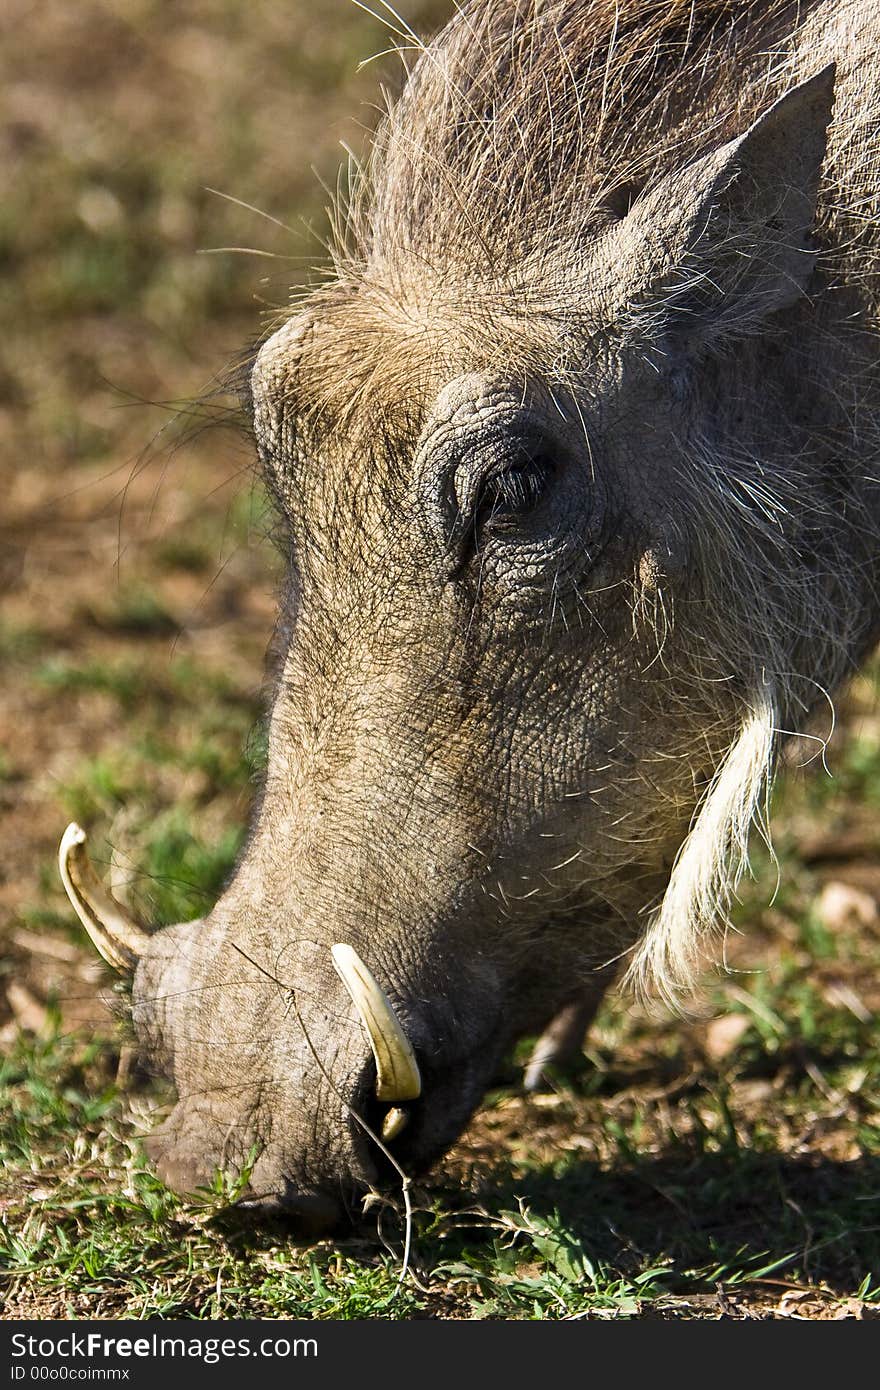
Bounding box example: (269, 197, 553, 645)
(704, 1012, 750, 1060)
(817, 881, 878, 931)
(6, 982, 49, 1034)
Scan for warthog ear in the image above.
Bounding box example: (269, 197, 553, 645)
(603, 65, 835, 344)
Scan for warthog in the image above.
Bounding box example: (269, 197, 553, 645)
(62, 0, 879, 1228)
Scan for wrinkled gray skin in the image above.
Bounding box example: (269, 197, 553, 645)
(130, 0, 880, 1229)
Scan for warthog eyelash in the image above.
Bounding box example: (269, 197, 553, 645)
(476, 452, 555, 528)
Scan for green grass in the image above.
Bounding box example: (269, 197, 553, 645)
(3, 980, 878, 1319)
(0, 622, 49, 663)
(134, 814, 246, 926)
(37, 659, 144, 708)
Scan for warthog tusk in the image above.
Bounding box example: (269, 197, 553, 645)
(59, 823, 150, 971)
(331, 943, 422, 1103)
(380, 1107, 409, 1142)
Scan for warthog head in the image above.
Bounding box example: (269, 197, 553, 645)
(63, 1, 880, 1228)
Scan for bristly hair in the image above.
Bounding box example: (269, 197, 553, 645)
(338, 0, 879, 316)
(623, 682, 777, 1007)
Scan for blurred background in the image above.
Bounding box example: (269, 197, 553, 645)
(1, 0, 878, 1320)
(0, 0, 447, 1033)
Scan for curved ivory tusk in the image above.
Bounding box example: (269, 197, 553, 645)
(381, 1107, 409, 1142)
(59, 823, 151, 972)
(331, 943, 422, 1102)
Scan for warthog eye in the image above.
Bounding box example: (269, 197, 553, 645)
(476, 452, 554, 531)
(434, 411, 577, 577)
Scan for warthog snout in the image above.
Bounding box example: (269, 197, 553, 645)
(62, 824, 507, 1220)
